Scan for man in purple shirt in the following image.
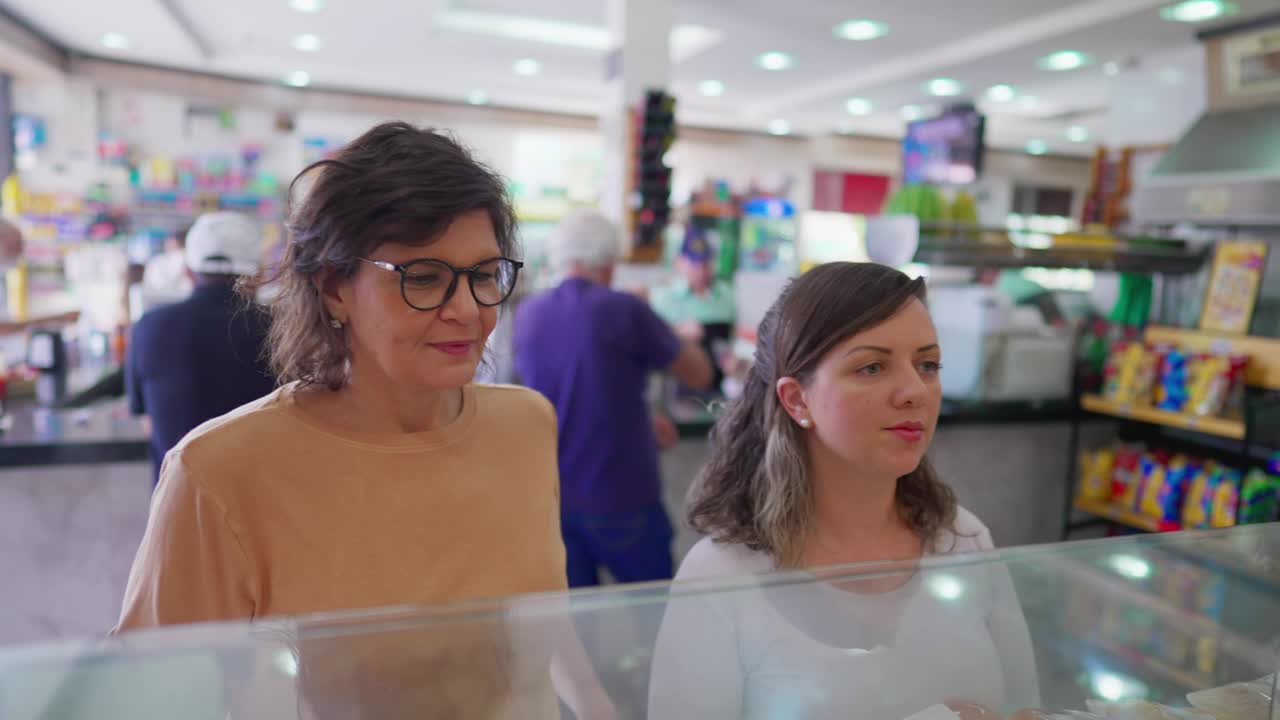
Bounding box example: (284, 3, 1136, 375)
(515, 209, 712, 587)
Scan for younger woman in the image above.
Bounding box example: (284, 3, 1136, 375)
(649, 262, 1038, 719)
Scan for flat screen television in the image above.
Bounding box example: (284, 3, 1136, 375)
(902, 108, 986, 185)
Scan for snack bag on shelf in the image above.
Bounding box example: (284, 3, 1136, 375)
(1184, 354, 1244, 417)
(1078, 447, 1115, 502)
(1187, 675, 1275, 720)
(1156, 348, 1191, 412)
(1111, 444, 1145, 504)
(1104, 342, 1152, 403)
(1194, 635, 1218, 676)
(1142, 454, 1196, 522)
(1181, 462, 1220, 529)
(1239, 469, 1280, 525)
(1134, 454, 1168, 514)
(1210, 469, 1242, 528)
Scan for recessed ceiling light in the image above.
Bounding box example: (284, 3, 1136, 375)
(466, 89, 489, 105)
(698, 80, 725, 97)
(756, 51, 794, 71)
(986, 84, 1016, 102)
(926, 78, 964, 97)
(1038, 50, 1091, 71)
(513, 58, 541, 76)
(290, 0, 324, 12)
(292, 33, 321, 52)
(1160, 0, 1238, 22)
(101, 32, 130, 50)
(833, 19, 889, 41)
(768, 119, 791, 135)
(1103, 61, 1121, 76)
(1067, 126, 1089, 142)
(845, 97, 872, 115)
(1026, 139, 1049, 155)
(284, 70, 311, 87)
(901, 104, 926, 121)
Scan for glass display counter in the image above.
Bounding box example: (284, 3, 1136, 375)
(3, 525, 1279, 719)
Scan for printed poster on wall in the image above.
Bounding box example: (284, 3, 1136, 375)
(1199, 240, 1268, 334)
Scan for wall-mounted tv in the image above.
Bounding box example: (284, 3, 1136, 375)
(902, 107, 986, 185)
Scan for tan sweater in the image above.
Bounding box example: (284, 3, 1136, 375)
(115, 382, 568, 632)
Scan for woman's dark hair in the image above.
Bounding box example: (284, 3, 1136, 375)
(687, 262, 957, 567)
(245, 122, 516, 390)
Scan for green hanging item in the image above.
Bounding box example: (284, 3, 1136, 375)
(1108, 273, 1154, 328)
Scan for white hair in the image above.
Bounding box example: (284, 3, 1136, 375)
(549, 208, 622, 272)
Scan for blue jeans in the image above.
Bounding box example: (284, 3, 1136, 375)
(560, 502, 674, 588)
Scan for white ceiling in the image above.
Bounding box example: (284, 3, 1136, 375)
(1, 0, 1275, 156)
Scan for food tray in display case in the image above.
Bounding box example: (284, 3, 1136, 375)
(2, 525, 1280, 719)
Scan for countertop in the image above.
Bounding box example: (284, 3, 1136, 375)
(0, 397, 149, 468)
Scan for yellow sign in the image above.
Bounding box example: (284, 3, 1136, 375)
(1199, 240, 1267, 334)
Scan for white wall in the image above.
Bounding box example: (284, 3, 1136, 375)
(12, 63, 1092, 220)
(1105, 45, 1207, 148)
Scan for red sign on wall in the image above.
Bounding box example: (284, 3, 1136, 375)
(812, 170, 891, 215)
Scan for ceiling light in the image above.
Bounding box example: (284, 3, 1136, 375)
(1108, 553, 1152, 580)
(767, 119, 791, 135)
(845, 97, 872, 115)
(1103, 61, 1121, 76)
(1092, 671, 1150, 703)
(289, 0, 324, 12)
(926, 78, 964, 97)
(986, 84, 1015, 102)
(901, 104, 926, 121)
(1066, 126, 1089, 142)
(1160, 0, 1238, 22)
(292, 33, 321, 52)
(513, 58, 541, 76)
(927, 574, 965, 602)
(698, 80, 725, 97)
(1039, 50, 1090, 71)
(1018, 95, 1040, 109)
(284, 70, 311, 88)
(101, 32, 130, 50)
(466, 89, 489, 105)
(833, 19, 889, 41)
(756, 51, 794, 71)
(1025, 139, 1049, 155)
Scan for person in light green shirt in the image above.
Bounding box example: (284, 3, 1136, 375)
(650, 229, 736, 326)
(651, 228, 736, 396)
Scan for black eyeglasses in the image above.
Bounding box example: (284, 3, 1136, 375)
(359, 256, 524, 311)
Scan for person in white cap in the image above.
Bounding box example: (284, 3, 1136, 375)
(126, 211, 276, 484)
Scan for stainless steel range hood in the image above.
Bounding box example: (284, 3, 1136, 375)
(1132, 12, 1280, 227)
(1132, 104, 1280, 226)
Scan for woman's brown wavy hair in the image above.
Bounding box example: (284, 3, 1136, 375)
(243, 121, 516, 390)
(686, 262, 957, 567)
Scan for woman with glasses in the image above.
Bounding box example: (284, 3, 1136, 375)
(115, 123, 611, 717)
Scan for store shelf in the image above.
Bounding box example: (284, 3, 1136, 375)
(1143, 327, 1280, 391)
(1073, 497, 1182, 533)
(912, 233, 1208, 274)
(1080, 394, 1246, 440)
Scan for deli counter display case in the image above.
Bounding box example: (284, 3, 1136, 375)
(3, 525, 1280, 719)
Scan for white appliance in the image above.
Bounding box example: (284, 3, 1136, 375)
(930, 286, 1073, 402)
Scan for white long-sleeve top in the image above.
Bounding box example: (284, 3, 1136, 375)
(648, 507, 1041, 719)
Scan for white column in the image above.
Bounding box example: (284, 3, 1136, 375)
(600, 0, 673, 243)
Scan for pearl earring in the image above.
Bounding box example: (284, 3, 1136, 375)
(329, 319, 343, 330)
(798, 418, 812, 429)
